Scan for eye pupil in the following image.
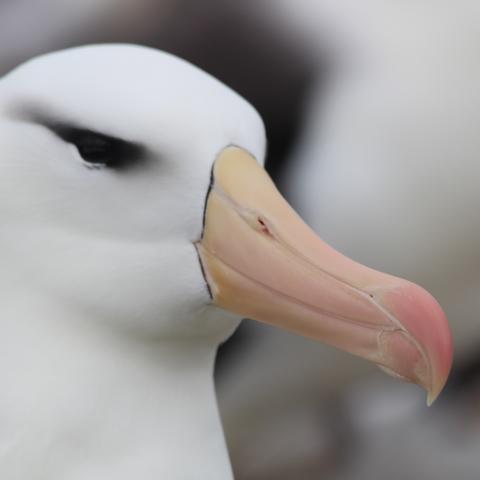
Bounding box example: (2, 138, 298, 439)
(77, 136, 112, 165)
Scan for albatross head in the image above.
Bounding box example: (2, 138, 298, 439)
(0, 45, 452, 403)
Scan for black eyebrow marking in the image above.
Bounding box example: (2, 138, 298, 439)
(9, 105, 149, 171)
(47, 122, 148, 171)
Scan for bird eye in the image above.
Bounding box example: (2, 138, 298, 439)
(48, 124, 145, 170)
(73, 132, 115, 167)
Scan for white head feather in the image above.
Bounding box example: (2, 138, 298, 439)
(0, 44, 266, 340)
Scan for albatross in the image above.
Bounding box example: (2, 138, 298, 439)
(0, 45, 452, 479)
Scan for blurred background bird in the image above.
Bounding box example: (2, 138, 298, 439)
(2, 1, 479, 479)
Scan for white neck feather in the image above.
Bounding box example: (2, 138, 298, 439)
(0, 290, 233, 480)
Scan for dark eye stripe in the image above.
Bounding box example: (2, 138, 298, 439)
(8, 106, 149, 170)
(49, 124, 147, 170)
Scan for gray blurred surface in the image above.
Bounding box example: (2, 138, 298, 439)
(222, 2, 480, 479)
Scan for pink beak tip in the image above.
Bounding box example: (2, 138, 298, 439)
(381, 282, 453, 404)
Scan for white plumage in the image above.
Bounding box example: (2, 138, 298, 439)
(0, 44, 264, 479)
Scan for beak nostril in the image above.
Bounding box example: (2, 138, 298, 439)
(257, 217, 273, 237)
(238, 209, 275, 238)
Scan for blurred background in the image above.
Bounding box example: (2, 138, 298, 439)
(2, 1, 480, 478)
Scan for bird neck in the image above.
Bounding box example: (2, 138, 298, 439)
(0, 292, 234, 480)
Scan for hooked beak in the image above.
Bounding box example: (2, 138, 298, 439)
(196, 147, 453, 404)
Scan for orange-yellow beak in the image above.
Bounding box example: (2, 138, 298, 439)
(196, 147, 453, 404)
